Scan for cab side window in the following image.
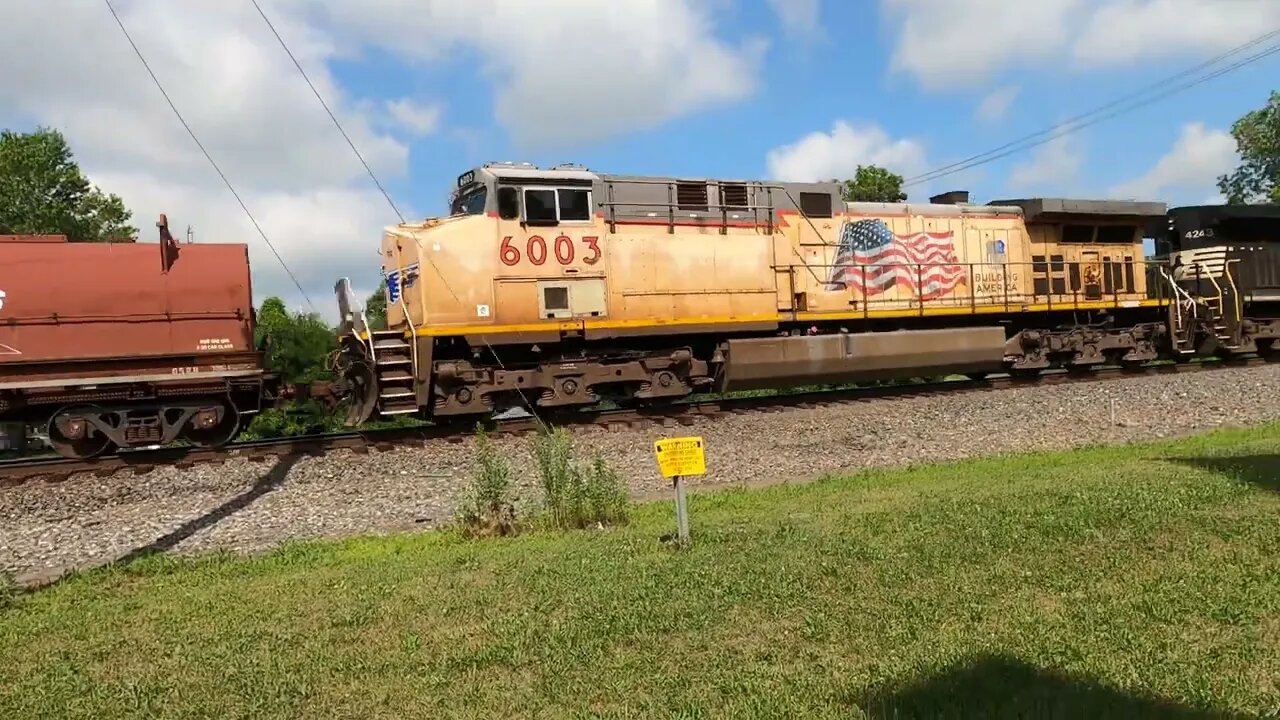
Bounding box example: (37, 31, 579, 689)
(520, 186, 593, 225)
(558, 188, 590, 221)
(525, 189, 558, 225)
(497, 187, 520, 220)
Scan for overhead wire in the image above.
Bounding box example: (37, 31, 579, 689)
(101, 0, 317, 312)
(904, 27, 1280, 189)
(250, 0, 554, 427)
(249, 0, 406, 224)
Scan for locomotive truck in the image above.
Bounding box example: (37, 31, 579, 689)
(329, 162, 1280, 426)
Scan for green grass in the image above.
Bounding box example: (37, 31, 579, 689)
(3, 426, 1280, 719)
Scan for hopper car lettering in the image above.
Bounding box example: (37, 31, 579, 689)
(327, 163, 1280, 426)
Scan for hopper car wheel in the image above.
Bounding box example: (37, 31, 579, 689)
(181, 399, 241, 448)
(47, 404, 115, 460)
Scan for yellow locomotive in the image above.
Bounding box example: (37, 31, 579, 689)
(331, 162, 1233, 425)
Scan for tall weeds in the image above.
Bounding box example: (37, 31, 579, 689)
(532, 428, 629, 529)
(455, 426, 518, 537)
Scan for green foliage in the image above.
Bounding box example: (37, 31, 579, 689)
(365, 286, 387, 331)
(1217, 90, 1280, 204)
(254, 296, 336, 385)
(532, 427, 630, 530)
(455, 427, 519, 537)
(238, 402, 343, 441)
(244, 296, 343, 439)
(835, 165, 908, 203)
(0, 570, 15, 611)
(0, 127, 137, 241)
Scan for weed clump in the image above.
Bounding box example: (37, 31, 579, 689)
(532, 427, 630, 530)
(455, 426, 519, 537)
(0, 570, 16, 610)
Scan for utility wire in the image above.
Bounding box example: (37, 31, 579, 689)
(251, 0, 554, 426)
(905, 27, 1280, 189)
(102, 0, 316, 311)
(249, 0, 406, 224)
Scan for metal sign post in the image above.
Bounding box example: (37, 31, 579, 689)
(673, 474, 689, 543)
(654, 436, 706, 546)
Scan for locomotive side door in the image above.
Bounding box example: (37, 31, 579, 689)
(1081, 250, 1103, 300)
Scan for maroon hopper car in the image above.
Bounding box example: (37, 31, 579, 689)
(0, 216, 278, 458)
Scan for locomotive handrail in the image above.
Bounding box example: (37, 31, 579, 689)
(391, 242, 419, 380)
(1158, 266, 1196, 339)
(1224, 258, 1244, 327)
(778, 188, 835, 286)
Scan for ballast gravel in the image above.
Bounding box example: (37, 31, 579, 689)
(4, 364, 1280, 585)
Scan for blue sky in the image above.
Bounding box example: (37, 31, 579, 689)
(318, 0, 1280, 216)
(2, 0, 1278, 313)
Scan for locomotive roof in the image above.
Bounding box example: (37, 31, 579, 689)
(452, 163, 1169, 224)
(1168, 203, 1280, 225)
(987, 197, 1168, 221)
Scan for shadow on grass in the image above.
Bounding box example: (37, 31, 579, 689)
(1169, 453, 1280, 494)
(853, 654, 1250, 719)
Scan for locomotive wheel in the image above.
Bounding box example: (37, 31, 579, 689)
(46, 404, 115, 460)
(181, 399, 241, 448)
(342, 361, 379, 427)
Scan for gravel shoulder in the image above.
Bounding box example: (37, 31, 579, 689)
(4, 364, 1279, 585)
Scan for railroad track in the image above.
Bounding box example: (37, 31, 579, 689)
(0, 356, 1269, 487)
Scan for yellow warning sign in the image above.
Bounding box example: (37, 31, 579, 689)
(654, 436, 706, 478)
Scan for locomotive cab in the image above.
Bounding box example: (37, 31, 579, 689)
(988, 198, 1165, 304)
(1164, 204, 1280, 307)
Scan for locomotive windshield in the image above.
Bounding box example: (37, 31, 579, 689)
(450, 186, 487, 216)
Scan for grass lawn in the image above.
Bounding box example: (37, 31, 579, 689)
(3, 425, 1280, 719)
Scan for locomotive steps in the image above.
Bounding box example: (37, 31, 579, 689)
(0, 355, 1271, 487)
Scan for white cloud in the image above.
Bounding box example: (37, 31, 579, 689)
(882, 0, 1280, 89)
(0, 0, 407, 321)
(974, 85, 1020, 124)
(291, 0, 769, 148)
(765, 120, 928, 182)
(385, 98, 442, 136)
(883, 0, 1080, 90)
(1, 0, 763, 319)
(1074, 0, 1280, 66)
(1008, 132, 1083, 191)
(1109, 122, 1238, 201)
(766, 0, 821, 36)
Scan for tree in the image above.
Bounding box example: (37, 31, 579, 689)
(253, 296, 335, 384)
(365, 285, 387, 331)
(1217, 91, 1280, 204)
(0, 127, 137, 241)
(835, 165, 907, 203)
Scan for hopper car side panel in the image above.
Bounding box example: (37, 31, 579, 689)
(0, 240, 255, 367)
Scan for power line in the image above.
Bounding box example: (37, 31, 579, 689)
(101, 0, 316, 311)
(906, 27, 1280, 186)
(249, 0, 406, 225)
(251, 0, 554, 427)
(905, 28, 1280, 189)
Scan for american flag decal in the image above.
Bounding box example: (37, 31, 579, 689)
(384, 263, 420, 304)
(826, 219, 967, 300)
